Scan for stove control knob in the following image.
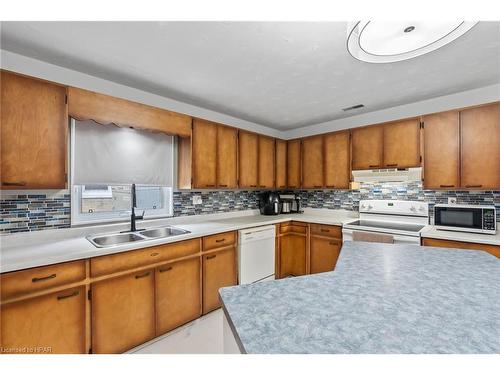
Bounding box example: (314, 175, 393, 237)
(418, 206, 425, 212)
(368, 205, 373, 210)
(410, 206, 416, 212)
(361, 204, 366, 209)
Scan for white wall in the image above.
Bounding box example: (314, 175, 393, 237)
(2, 49, 499, 140)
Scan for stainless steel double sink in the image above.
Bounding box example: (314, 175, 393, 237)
(87, 226, 190, 248)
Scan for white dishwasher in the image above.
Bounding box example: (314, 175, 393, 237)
(237, 225, 276, 285)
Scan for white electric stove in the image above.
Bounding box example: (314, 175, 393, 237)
(342, 200, 429, 244)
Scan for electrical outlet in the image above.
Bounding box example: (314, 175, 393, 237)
(192, 195, 202, 205)
(448, 197, 457, 204)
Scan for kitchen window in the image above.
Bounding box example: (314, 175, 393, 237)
(70, 119, 174, 225)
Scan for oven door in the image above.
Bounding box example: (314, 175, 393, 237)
(434, 206, 483, 233)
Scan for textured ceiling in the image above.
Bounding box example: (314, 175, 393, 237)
(1, 21, 499, 130)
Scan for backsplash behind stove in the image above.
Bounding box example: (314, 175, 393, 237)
(1, 182, 499, 234)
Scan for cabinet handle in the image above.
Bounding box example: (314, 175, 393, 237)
(57, 290, 79, 300)
(321, 229, 330, 233)
(32, 274, 56, 283)
(369, 165, 380, 168)
(288, 185, 297, 188)
(215, 238, 226, 243)
(326, 185, 335, 188)
(259, 185, 265, 188)
(439, 184, 454, 188)
(314, 186, 322, 188)
(329, 241, 339, 246)
(465, 185, 482, 188)
(219, 184, 228, 187)
(159, 266, 173, 273)
(150, 252, 160, 257)
(2, 181, 27, 186)
(205, 184, 215, 188)
(135, 272, 151, 279)
(206, 255, 217, 260)
(386, 164, 398, 167)
(250, 185, 257, 187)
(278, 185, 285, 188)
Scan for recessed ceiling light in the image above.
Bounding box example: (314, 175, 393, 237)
(347, 21, 478, 63)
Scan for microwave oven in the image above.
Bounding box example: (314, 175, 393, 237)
(434, 204, 496, 234)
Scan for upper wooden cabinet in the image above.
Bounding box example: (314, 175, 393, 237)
(192, 119, 217, 188)
(1, 71, 68, 189)
(301, 135, 324, 189)
(238, 131, 259, 188)
(383, 119, 421, 168)
(258, 135, 275, 188)
(68, 87, 191, 137)
(275, 139, 287, 189)
(460, 103, 500, 189)
(217, 125, 238, 188)
(351, 125, 384, 170)
(324, 131, 351, 189)
(423, 111, 460, 189)
(287, 139, 302, 188)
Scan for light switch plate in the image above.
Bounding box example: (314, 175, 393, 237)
(192, 195, 202, 205)
(448, 197, 457, 204)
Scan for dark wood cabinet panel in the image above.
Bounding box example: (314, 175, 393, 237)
(324, 131, 351, 189)
(156, 257, 201, 335)
(238, 131, 259, 188)
(383, 119, 421, 168)
(460, 103, 500, 189)
(92, 270, 155, 354)
(217, 125, 238, 188)
(258, 135, 275, 188)
(301, 135, 324, 189)
(192, 119, 217, 188)
(287, 139, 302, 188)
(310, 237, 342, 274)
(423, 111, 460, 189)
(275, 139, 287, 189)
(351, 125, 384, 170)
(1, 70, 68, 189)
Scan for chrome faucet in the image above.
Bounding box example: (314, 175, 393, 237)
(130, 183, 144, 232)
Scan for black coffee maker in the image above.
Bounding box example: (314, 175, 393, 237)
(258, 192, 280, 215)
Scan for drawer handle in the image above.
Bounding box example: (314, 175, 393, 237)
(57, 291, 79, 300)
(329, 241, 339, 246)
(2, 181, 27, 186)
(206, 255, 217, 260)
(465, 185, 482, 188)
(159, 266, 173, 273)
(386, 163, 398, 167)
(150, 252, 160, 257)
(135, 272, 151, 279)
(32, 274, 56, 283)
(440, 184, 454, 188)
(369, 165, 380, 168)
(215, 239, 226, 243)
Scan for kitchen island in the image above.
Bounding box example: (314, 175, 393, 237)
(219, 241, 500, 354)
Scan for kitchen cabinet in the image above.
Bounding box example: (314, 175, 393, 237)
(309, 224, 343, 274)
(423, 111, 460, 189)
(238, 130, 259, 188)
(92, 270, 155, 354)
(460, 103, 500, 189)
(422, 238, 500, 258)
(217, 125, 238, 188)
(287, 139, 302, 188)
(277, 222, 307, 278)
(351, 125, 384, 170)
(383, 119, 421, 168)
(1, 70, 68, 189)
(156, 257, 201, 335)
(1, 286, 86, 354)
(301, 135, 324, 189)
(275, 139, 287, 189)
(258, 135, 275, 188)
(202, 247, 237, 314)
(192, 119, 217, 188)
(324, 130, 351, 189)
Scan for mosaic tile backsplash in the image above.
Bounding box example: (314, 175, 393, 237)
(1, 182, 499, 234)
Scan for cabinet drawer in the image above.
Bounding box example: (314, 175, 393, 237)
(202, 231, 236, 251)
(91, 239, 200, 277)
(310, 224, 342, 239)
(1, 261, 86, 300)
(279, 221, 307, 235)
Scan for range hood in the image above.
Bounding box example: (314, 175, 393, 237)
(352, 167, 422, 183)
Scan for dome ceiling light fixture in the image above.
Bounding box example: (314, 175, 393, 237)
(346, 21, 479, 63)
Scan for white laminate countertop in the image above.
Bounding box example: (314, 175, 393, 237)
(420, 225, 500, 246)
(0, 209, 358, 273)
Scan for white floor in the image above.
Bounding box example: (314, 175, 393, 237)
(128, 309, 224, 354)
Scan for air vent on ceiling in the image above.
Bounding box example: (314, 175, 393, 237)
(342, 104, 364, 111)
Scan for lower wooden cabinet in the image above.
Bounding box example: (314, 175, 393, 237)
(277, 222, 308, 278)
(422, 238, 500, 258)
(1, 286, 86, 354)
(91, 270, 155, 354)
(310, 237, 342, 274)
(155, 257, 201, 335)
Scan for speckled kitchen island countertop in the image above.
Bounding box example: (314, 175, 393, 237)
(219, 241, 500, 354)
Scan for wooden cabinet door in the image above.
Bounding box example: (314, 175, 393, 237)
(423, 111, 460, 189)
(156, 257, 201, 335)
(1, 71, 67, 189)
(238, 131, 259, 188)
(1, 287, 85, 354)
(92, 270, 155, 353)
(351, 125, 384, 170)
(275, 139, 287, 189)
(202, 247, 237, 314)
(287, 139, 302, 188)
(192, 119, 217, 188)
(217, 125, 238, 188)
(301, 135, 324, 189)
(310, 237, 342, 274)
(324, 131, 350, 189)
(383, 119, 421, 168)
(460, 103, 500, 189)
(279, 234, 307, 278)
(258, 135, 275, 188)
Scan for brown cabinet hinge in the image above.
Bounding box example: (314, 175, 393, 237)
(65, 94, 68, 104)
(88, 348, 93, 354)
(420, 121, 424, 129)
(87, 290, 92, 301)
(420, 156, 422, 162)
